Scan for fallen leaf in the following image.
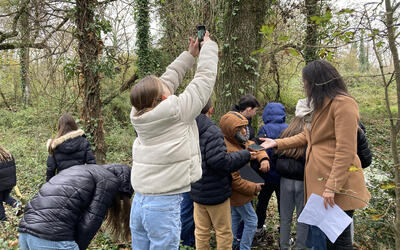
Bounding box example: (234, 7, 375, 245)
(380, 183, 395, 189)
(348, 166, 359, 172)
(8, 239, 18, 247)
(371, 214, 382, 221)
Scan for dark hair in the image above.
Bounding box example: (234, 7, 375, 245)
(237, 94, 260, 111)
(302, 60, 349, 111)
(201, 99, 212, 114)
(278, 117, 306, 159)
(105, 193, 132, 242)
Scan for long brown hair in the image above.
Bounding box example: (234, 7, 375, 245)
(104, 193, 132, 242)
(48, 114, 78, 154)
(278, 117, 306, 159)
(0, 146, 12, 162)
(56, 114, 78, 138)
(130, 75, 164, 116)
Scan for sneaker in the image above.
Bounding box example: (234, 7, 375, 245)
(14, 202, 23, 216)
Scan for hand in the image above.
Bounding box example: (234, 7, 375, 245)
(322, 189, 335, 210)
(259, 138, 277, 149)
(201, 30, 211, 46)
(259, 160, 270, 173)
(249, 151, 257, 160)
(188, 37, 200, 57)
(255, 183, 263, 194)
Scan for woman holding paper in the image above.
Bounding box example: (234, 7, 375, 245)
(260, 60, 370, 249)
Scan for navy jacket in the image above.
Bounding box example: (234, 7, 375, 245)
(19, 164, 133, 250)
(46, 129, 96, 181)
(0, 156, 16, 191)
(190, 114, 250, 205)
(258, 103, 288, 184)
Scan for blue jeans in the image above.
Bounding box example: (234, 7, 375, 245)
(19, 233, 79, 250)
(231, 202, 258, 250)
(307, 226, 327, 250)
(180, 192, 195, 247)
(130, 192, 183, 250)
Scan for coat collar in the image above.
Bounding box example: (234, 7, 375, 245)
(46, 129, 85, 150)
(310, 97, 333, 131)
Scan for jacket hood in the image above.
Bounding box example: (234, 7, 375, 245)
(219, 111, 248, 144)
(46, 129, 85, 152)
(262, 103, 286, 124)
(103, 164, 133, 197)
(196, 114, 214, 135)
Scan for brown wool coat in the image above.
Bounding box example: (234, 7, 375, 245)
(276, 95, 370, 211)
(220, 112, 269, 207)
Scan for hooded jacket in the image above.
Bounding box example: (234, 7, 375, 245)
(0, 156, 16, 191)
(18, 164, 133, 250)
(130, 41, 218, 195)
(220, 112, 269, 207)
(258, 103, 288, 184)
(190, 114, 251, 205)
(46, 129, 96, 181)
(231, 105, 255, 140)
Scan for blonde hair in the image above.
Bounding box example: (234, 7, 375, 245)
(278, 117, 306, 159)
(130, 75, 164, 116)
(0, 146, 12, 162)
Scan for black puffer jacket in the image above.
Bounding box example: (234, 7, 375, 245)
(358, 122, 372, 168)
(0, 156, 16, 191)
(19, 164, 133, 250)
(275, 151, 305, 181)
(190, 114, 251, 205)
(46, 129, 96, 181)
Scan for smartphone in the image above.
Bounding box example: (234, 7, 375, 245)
(248, 143, 265, 151)
(197, 25, 206, 49)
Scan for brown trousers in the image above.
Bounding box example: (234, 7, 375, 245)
(193, 199, 233, 250)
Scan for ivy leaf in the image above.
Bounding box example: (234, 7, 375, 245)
(348, 166, 359, 172)
(288, 48, 299, 56)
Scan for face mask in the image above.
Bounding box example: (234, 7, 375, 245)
(234, 131, 247, 144)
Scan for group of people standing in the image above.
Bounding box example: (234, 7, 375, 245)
(0, 30, 371, 250)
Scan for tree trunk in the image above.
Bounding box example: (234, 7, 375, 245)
(75, 0, 107, 164)
(135, 0, 151, 78)
(214, 0, 270, 120)
(384, 0, 400, 248)
(303, 0, 319, 64)
(19, 7, 30, 107)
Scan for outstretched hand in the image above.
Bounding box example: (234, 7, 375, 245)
(259, 138, 277, 149)
(188, 37, 200, 57)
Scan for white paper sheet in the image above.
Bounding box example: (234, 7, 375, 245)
(298, 193, 353, 243)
